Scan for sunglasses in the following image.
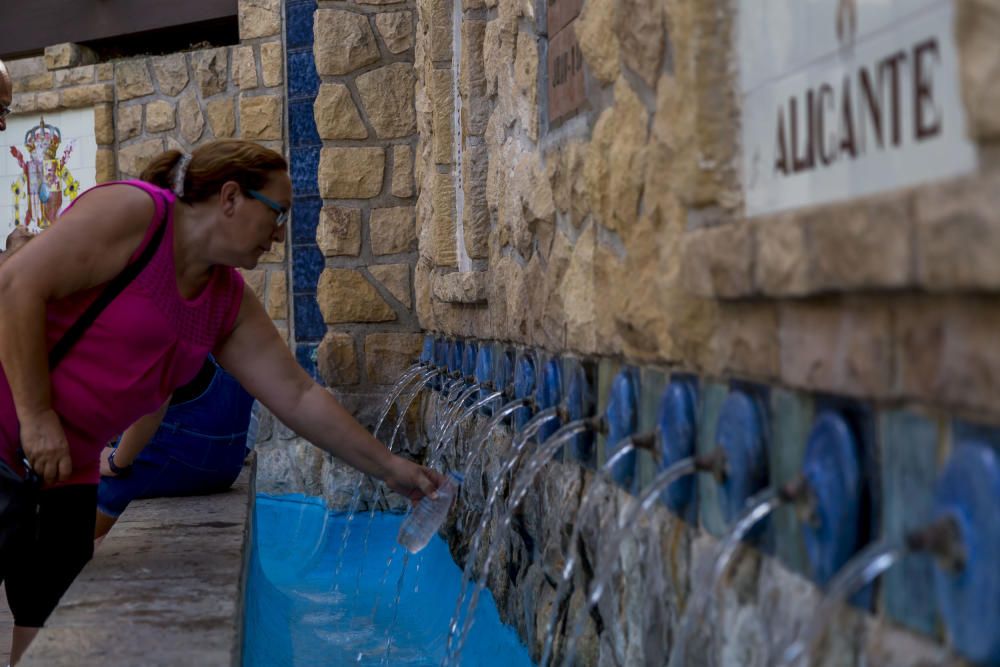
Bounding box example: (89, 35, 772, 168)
(0, 105, 11, 119)
(246, 189, 289, 227)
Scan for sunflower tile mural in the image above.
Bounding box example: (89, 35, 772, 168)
(0, 108, 98, 248)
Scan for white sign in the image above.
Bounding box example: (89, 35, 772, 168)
(739, 0, 978, 217)
(0, 108, 98, 249)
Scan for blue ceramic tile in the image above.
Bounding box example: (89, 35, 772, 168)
(290, 146, 320, 196)
(295, 342, 320, 381)
(289, 99, 320, 148)
(287, 50, 319, 100)
(293, 245, 324, 292)
(880, 410, 942, 637)
(285, 0, 316, 50)
(293, 294, 325, 342)
(769, 389, 813, 576)
(292, 196, 322, 246)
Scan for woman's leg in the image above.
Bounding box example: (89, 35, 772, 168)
(6, 485, 97, 664)
(94, 509, 118, 542)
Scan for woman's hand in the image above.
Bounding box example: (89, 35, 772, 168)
(20, 409, 72, 484)
(382, 455, 447, 504)
(99, 446, 116, 477)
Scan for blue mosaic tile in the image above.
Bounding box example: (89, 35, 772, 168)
(287, 50, 319, 100)
(290, 146, 320, 196)
(285, 0, 316, 51)
(293, 245, 324, 292)
(292, 196, 322, 246)
(293, 294, 325, 342)
(295, 342, 320, 381)
(289, 99, 320, 148)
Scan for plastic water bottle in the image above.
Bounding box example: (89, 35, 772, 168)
(397, 472, 462, 553)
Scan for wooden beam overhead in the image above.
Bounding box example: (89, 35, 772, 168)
(0, 0, 238, 59)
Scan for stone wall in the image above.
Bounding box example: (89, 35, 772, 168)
(406, 0, 1000, 664)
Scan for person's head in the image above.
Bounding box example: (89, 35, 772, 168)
(0, 59, 12, 132)
(141, 140, 290, 269)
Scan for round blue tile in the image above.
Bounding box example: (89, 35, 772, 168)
(606, 369, 639, 491)
(716, 390, 768, 523)
(513, 353, 537, 431)
(801, 411, 862, 587)
(537, 358, 563, 443)
(932, 441, 1000, 666)
(564, 360, 595, 465)
(657, 379, 698, 512)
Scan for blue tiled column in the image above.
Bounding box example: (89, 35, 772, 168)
(286, 0, 323, 380)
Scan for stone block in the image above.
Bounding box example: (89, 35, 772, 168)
(431, 173, 456, 267)
(96, 148, 116, 183)
(152, 54, 189, 96)
(356, 63, 416, 139)
(680, 224, 754, 299)
(317, 332, 359, 385)
(179, 92, 206, 144)
(115, 61, 154, 100)
(240, 268, 266, 299)
(460, 20, 489, 137)
(513, 31, 539, 141)
(613, 0, 664, 87)
(260, 42, 284, 87)
(376, 11, 414, 54)
(706, 302, 779, 381)
(576, 0, 619, 84)
(894, 296, 1000, 415)
(432, 271, 487, 304)
(36, 91, 60, 111)
(915, 171, 1000, 290)
(317, 269, 397, 323)
(12, 72, 54, 93)
(266, 271, 288, 319)
(44, 43, 96, 70)
(314, 9, 380, 76)
(391, 145, 414, 198)
(370, 206, 417, 255)
(118, 139, 165, 178)
(768, 389, 813, 577)
(5, 56, 46, 79)
(314, 84, 367, 139)
(54, 65, 95, 87)
(259, 239, 286, 263)
(779, 298, 894, 399)
(117, 105, 143, 141)
(318, 147, 384, 199)
(239, 0, 281, 39)
(429, 0, 453, 62)
(93, 104, 114, 145)
(364, 333, 424, 384)
(191, 48, 229, 98)
(145, 100, 176, 133)
(239, 95, 282, 140)
(60, 83, 114, 108)
(234, 46, 258, 90)
(10, 93, 37, 114)
(206, 97, 236, 138)
(879, 410, 942, 637)
(808, 197, 912, 292)
(753, 214, 810, 297)
(431, 69, 453, 164)
(463, 142, 489, 259)
(96, 62, 114, 82)
(955, 0, 1000, 140)
(317, 207, 362, 256)
(369, 264, 411, 308)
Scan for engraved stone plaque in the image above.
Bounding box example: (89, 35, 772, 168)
(547, 0, 582, 38)
(547, 21, 585, 124)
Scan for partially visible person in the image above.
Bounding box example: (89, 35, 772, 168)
(0, 227, 33, 260)
(0, 140, 444, 664)
(0, 58, 11, 132)
(94, 356, 254, 540)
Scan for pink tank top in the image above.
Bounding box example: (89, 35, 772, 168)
(0, 180, 245, 486)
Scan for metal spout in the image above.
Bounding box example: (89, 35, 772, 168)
(694, 448, 729, 484)
(906, 515, 966, 573)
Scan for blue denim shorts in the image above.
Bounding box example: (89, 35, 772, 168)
(97, 359, 254, 518)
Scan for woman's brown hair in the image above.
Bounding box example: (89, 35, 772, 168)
(140, 139, 288, 202)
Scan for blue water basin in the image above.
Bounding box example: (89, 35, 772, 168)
(243, 494, 534, 666)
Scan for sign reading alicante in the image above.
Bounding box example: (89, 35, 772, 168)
(739, 0, 977, 217)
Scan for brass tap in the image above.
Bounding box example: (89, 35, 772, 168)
(906, 515, 966, 573)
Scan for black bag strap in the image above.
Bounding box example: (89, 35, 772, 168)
(48, 193, 168, 370)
